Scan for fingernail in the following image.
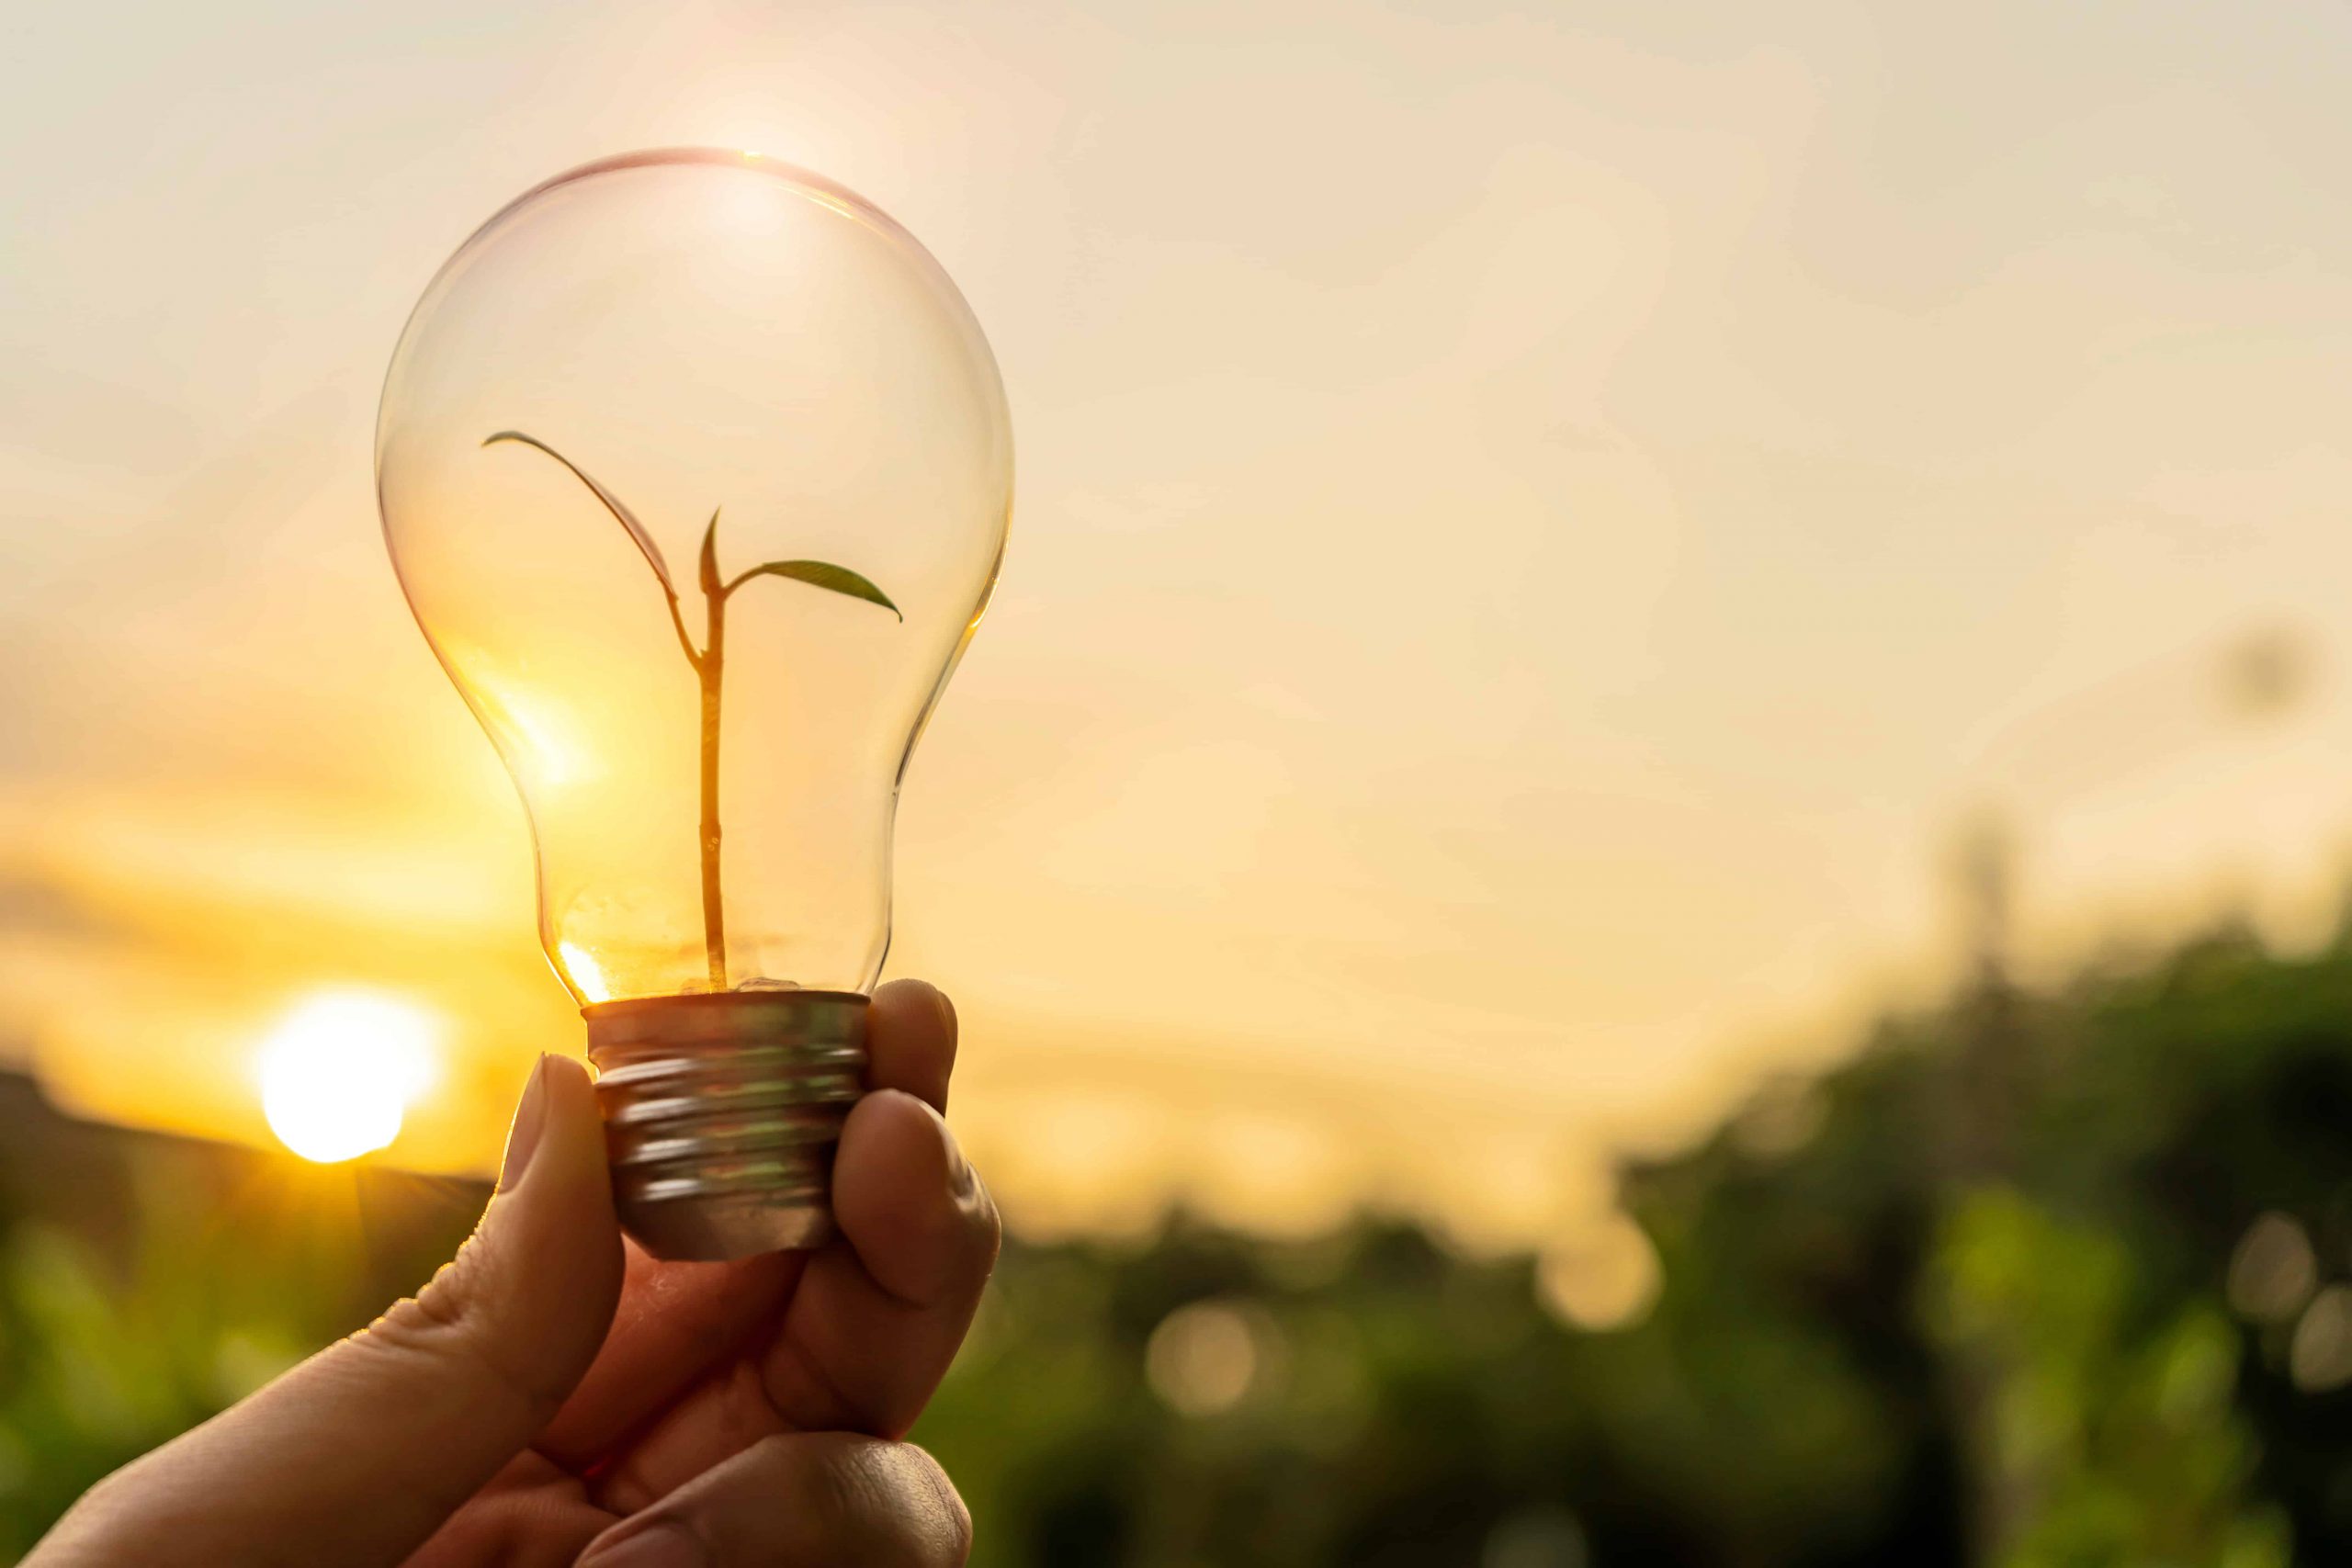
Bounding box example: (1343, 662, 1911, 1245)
(497, 1055, 551, 1193)
(582, 1522, 707, 1568)
(932, 985, 958, 1043)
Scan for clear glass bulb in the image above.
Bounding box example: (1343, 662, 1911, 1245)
(378, 151, 1009, 1258)
(378, 150, 1010, 1006)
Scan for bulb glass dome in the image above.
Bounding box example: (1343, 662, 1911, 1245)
(379, 150, 1010, 1004)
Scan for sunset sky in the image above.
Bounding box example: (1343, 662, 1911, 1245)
(6, 0, 2352, 1260)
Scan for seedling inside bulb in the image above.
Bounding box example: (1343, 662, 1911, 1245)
(382, 151, 1007, 1257)
(483, 430, 901, 990)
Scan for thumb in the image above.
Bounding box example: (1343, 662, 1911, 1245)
(32, 1055, 625, 1568)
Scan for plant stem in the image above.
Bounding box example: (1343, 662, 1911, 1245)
(698, 585, 728, 989)
(484, 436, 890, 996)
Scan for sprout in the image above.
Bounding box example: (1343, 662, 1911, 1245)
(483, 431, 899, 988)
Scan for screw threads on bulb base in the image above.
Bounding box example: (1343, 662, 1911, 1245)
(583, 990, 866, 1261)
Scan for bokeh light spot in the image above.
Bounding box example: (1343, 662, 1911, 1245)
(1147, 1300, 1263, 1417)
(1484, 1506, 1589, 1568)
(1536, 1213, 1662, 1333)
(2290, 1285, 2352, 1394)
(2227, 1211, 2316, 1325)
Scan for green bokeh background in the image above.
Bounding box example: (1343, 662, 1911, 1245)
(14, 912, 2352, 1565)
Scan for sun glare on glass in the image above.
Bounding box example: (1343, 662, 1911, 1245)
(256, 991, 443, 1164)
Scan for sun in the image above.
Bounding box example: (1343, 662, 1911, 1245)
(255, 991, 443, 1164)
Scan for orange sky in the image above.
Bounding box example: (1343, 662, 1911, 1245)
(6, 0, 2352, 1257)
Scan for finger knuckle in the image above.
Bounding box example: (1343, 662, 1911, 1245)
(792, 1436, 888, 1538)
(900, 1445, 974, 1566)
(361, 1236, 567, 1422)
(775, 1437, 970, 1566)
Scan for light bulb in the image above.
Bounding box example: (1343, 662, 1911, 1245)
(376, 150, 1011, 1258)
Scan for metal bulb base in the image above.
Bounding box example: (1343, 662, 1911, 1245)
(583, 990, 866, 1261)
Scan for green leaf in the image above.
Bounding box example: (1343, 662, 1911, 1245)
(698, 510, 722, 596)
(483, 431, 676, 597)
(721, 559, 902, 619)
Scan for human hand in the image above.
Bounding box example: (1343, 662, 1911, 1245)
(28, 979, 998, 1567)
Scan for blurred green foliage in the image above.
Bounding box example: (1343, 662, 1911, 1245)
(0, 1148, 480, 1562)
(14, 919, 2352, 1562)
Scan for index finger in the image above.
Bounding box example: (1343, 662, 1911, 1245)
(536, 980, 963, 1468)
(865, 979, 960, 1113)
